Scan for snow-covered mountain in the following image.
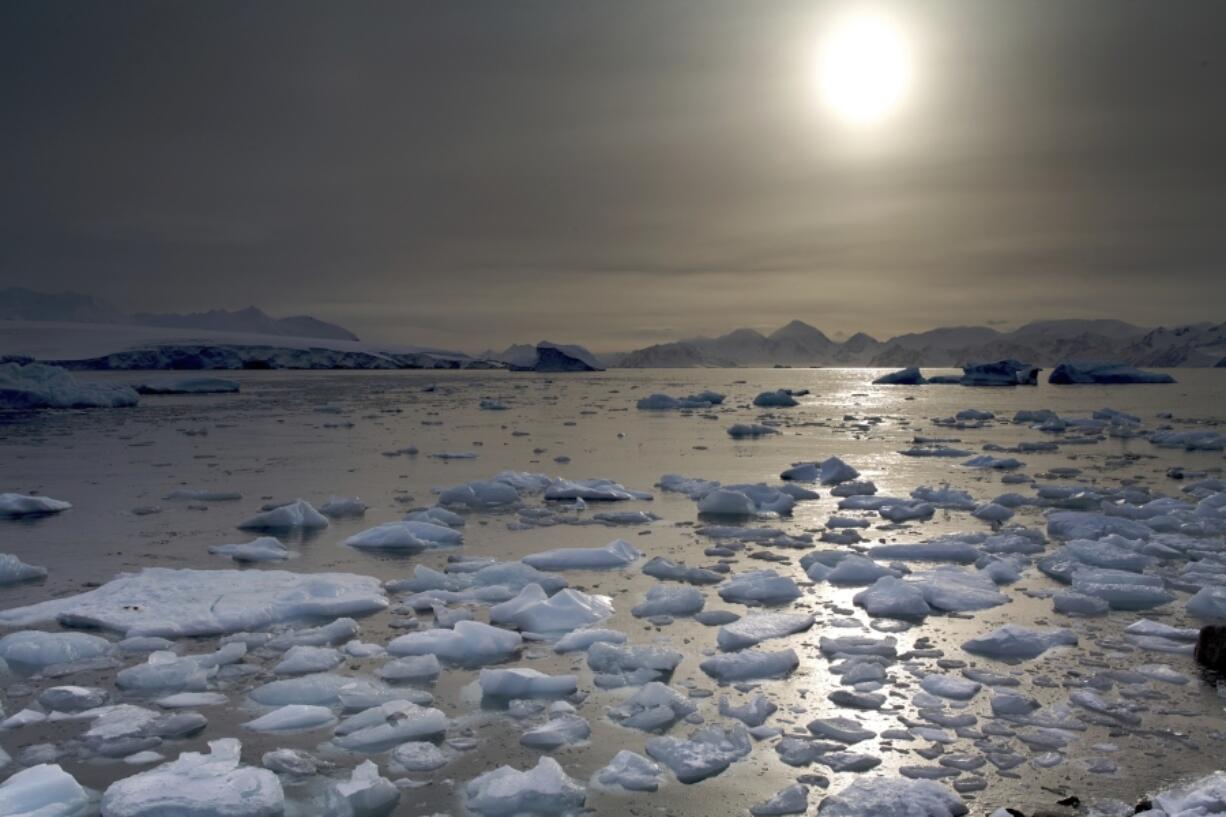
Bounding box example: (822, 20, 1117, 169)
(613, 318, 1224, 368)
(0, 287, 359, 342)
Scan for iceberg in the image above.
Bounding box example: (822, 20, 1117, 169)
(343, 520, 462, 550)
(645, 725, 752, 783)
(0, 361, 138, 409)
(962, 624, 1077, 659)
(1049, 362, 1174, 384)
(0, 568, 388, 637)
(0, 552, 48, 584)
(465, 757, 585, 816)
(490, 585, 614, 632)
(522, 538, 642, 570)
(100, 739, 283, 817)
(237, 499, 328, 531)
(0, 764, 90, 817)
(388, 619, 522, 665)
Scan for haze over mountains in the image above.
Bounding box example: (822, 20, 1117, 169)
(0, 287, 358, 342)
(612, 318, 1226, 368)
(2, 287, 1223, 367)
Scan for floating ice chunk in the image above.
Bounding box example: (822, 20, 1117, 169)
(818, 778, 967, 817)
(907, 567, 1008, 612)
(879, 501, 936, 523)
(657, 474, 723, 498)
(243, 705, 336, 733)
(0, 763, 90, 817)
(378, 653, 439, 683)
(319, 496, 367, 518)
(716, 612, 814, 650)
(0, 553, 48, 585)
(753, 390, 798, 408)
(752, 784, 809, 816)
(332, 760, 400, 816)
(587, 642, 682, 687)
(238, 499, 328, 531)
(1070, 568, 1174, 610)
(249, 673, 366, 707)
(0, 493, 72, 517)
(963, 456, 1024, 470)
(439, 479, 522, 510)
(157, 692, 227, 708)
(39, 685, 108, 713)
(642, 556, 723, 585)
(0, 361, 138, 409)
(718, 570, 801, 605)
(645, 725, 753, 783)
(719, 695, 776, 727)
(973, 503, 1015, 523)
(0, 630, 112, 671)
(869, 539, 981, 564)
(700, 648, 798, 682)
(332, 701, 448, 752)
(806, 718, 874, 747)
(1053, 591, 1109, 616)
(825, 555, 896, 586)
(117, 651, 213, 692)
(465, 757, 585, 817)
(632, 585, 705, 618)
(911, 485, 976, 511)
(1046, 511, 1150, 541)
(697, 488, 757, 516)
(552, 628, 626, 653)
(608, 682, 697, 731)
(388, 620, 521, 666)
(521, 714, 591, 749)
(0, 568, 387, 638)
(480, 667, 577, 699)
(208, 536, 293, 563)
(874, 367, 926, 385)
(491, 585, 614, 632)
(544, 478, 651, 502)
(100, 739, 283, 817)
(593, 751, 661, 792)
(344, 520, 462, 550)
(1149, 770, 1226, 817)
(729, 424, 780, 439)
(819, 457, 860, 485)
(404, 505, 465, 527)
(1187, 585, 1226, 619)
(135, 376, 240, 394)
(389, 742, 449, 773)
(820, 635, 897, 659)
(854, 576, 929, 620)
(522, 538, 642, 570)
(273, 645, 343, 675)
(962, 624, 1077, 659)
(920, 675, 981, 700)
(267, 618, 359, 650)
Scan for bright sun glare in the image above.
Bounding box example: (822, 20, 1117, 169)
(818, 11, 911, 124)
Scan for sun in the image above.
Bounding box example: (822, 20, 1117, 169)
(818, 11, 912, 124)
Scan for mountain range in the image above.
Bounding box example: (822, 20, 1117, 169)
(611, 318, 1226, 368)
(0, 287, 358, 341)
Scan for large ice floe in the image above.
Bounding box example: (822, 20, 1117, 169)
(521, 538, 642, 570)
(465, 757, 586, 816)
(0, 568, 388, 637)
(0, 361, 139, 409)
(99, 739, 283, 817)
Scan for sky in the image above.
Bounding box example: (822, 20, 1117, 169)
(2, 1, 1225, 352)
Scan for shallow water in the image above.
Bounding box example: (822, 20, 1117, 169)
(2, 367, 1225, 815)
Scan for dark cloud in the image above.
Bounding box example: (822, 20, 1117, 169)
(2, 0, 1224, 351)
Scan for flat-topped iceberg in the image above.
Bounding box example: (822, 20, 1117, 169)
(0, 630, 113, 670)
(0, 567, 388, 637)
(388, 619, 522, 665)
(817, 778, 966, 817)
(0, 492, 72, 516)
(962, 624, 1077, 659)
(1049, 362, 1174, 384)
(645, 724, 752, 783)
(135, 376, 240, 394)
(0, 764, 90, 817)
(522, 538, 642, 570)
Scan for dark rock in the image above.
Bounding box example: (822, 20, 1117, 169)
(1194, 625, 1226, 672)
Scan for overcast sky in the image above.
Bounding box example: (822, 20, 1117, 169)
(2, 1, 1224, 351)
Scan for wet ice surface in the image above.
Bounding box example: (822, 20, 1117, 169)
(1, 367, 1225, 816)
